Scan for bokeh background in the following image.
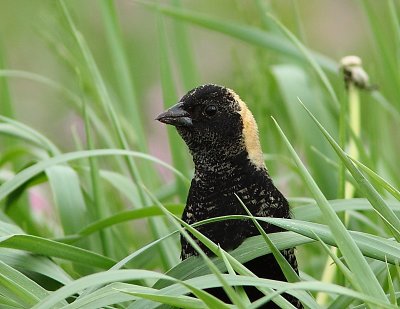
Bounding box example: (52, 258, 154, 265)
(0, 1, 399, 307)
(0, 0, 383, 149)
(2, 0, 396, 196)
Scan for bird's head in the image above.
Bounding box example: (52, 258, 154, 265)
(156, 84, 265, 169)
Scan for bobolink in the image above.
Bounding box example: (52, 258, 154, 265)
(157, 84, 302, 308)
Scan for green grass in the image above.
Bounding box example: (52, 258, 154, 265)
(0, 0, 399, 308)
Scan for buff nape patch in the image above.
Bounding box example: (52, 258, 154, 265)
(228, 89, 265, 169)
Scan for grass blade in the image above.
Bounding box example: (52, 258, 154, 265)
(137, 1, 337, 73)
(72, 204, 182, 240)
(99, 0, 146, 150)
(170, 0, 200, 90)
(0, 234, 116, 269)
(0, 115, 60, 156)
(272, 117, 388, 301)
(260, 217, 400, 265)
(58, 0, 144, 189)
(158, 13, 190, 200)
(299, 100, 400, 241)
(144, 187, 248, 309)
(350, 157, 400, 201)
(0, 70, 113, 147)
(267, 14, 339, 109)
(117, 287, 205, 308)
(0, 260, 50, 307)
(0, 149, 188, 203)
(46, 166, 87, 235)
(0, 248, 72, 285)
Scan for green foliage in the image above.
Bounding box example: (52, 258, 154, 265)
(0, 0, 399, 308)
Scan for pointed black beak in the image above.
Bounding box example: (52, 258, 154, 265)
(156, 102, 193, 127)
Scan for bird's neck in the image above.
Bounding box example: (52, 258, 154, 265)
(192, 149, 264, 182)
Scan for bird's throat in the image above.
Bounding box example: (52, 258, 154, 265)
(192, 149, 261, 184)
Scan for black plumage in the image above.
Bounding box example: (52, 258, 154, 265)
(157, 84, 302, 308)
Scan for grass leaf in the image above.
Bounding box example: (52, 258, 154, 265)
(272, 117, 388, 301)
(299, 100, 400, 241)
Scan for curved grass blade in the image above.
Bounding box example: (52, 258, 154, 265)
(0, 70, 113, 147)
(181, 283, 231, 309)
(76, 204, 183, 238)
(0, 70, 78, 105)
(158, 14, 190, 200)
(350, 157, 400, 201)
(0, 124, 48, 153)
(117, 287, 205, 308)
(0, 116, 59, 156)
(99, 0, 146, 149)
(46, 166, 87, 235)
(122, 282, 231, 309)
(0, 260, 52, 308)
(56, 282, 134, 309)
(293, 198, 400, 222)
(97, 169, 142, 206)
(0, 149, 189, 203)
(136, 1, 337, 73)
(260, 217, 400, 265)
(0, 234, 116, 269)
(267, 15, 339, 109)
(31, 269, 193, 309)
(251, 280, 397, 309)
(0, 248, 72, 285)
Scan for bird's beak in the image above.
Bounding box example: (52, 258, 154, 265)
(156, 102, 193, 127)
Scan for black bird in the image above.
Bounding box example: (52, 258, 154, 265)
(157, 84, 302, 308)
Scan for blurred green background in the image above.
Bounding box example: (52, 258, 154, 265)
(0, 1, 399, 308)
(2, 0, 397, 196)
(0, 0, 385, 149)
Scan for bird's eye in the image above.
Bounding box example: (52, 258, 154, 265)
(204, 105, 218, 117)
